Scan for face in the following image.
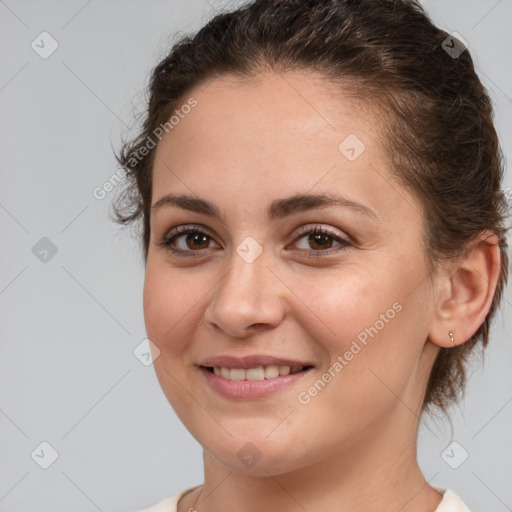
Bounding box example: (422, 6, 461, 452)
(143, 70, 440, 476)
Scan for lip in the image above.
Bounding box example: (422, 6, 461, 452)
(199, 354, 315, 369)
(199, 366, 314, 399)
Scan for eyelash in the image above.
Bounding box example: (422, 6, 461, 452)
(156, 224, 352, 258)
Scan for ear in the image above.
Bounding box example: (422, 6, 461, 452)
(428, 230, 502, 348)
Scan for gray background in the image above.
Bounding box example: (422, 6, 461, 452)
(0, 1, 511, 511)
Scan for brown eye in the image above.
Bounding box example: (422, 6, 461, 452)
(157, 226, 218, 256)
(182, 232, 210, 250)
(306, 232, 335, 250)
(157, 224, 352, 258)
(292, 225, 352, 256)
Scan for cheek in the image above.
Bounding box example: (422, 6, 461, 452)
(142, 264, 203, 418)
(290, 269, 418, 414)
(290, 266, 400, 352)
(143, 264, 199, 352)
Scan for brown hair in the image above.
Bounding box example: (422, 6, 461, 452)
(112, 0, 509, 416)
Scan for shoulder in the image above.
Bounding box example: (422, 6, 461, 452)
(434, 487, 472, 512)
(132, 485, 202, 512)
(133, 485, 471, 512)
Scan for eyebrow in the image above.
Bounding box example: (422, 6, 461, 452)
(151, 192, 378, 221)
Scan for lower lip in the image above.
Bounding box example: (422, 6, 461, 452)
(199, 366, 314, 399)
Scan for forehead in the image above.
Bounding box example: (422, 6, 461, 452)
(169, 70, 378, 147)
(151, 70, 417, 225)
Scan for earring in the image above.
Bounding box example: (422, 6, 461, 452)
(449, 330, 455, 347)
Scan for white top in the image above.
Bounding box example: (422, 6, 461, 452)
(134, 485, 471, 511)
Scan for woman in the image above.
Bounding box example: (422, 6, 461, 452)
(113, 0, 508, 510)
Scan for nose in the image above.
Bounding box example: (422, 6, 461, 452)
(203, 247, 285, 338)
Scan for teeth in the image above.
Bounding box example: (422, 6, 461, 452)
(230, 368, 246, 381)
(210, 364, 306, 381)
(279, 365, 290, 376)
(265, 365, 280, 379)
(246, 367, 265, 380)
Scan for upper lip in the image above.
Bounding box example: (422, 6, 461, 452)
(199, 355, 315, 369)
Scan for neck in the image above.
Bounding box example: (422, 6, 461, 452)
(182, 407, 443, 512)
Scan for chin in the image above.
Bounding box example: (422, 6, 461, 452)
(202, 435, 314, 476)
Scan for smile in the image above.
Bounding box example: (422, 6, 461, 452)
(200, 364, 314, 399)
(206, 364, 309, 381)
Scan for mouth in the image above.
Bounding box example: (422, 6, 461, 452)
(201, 364, 314, 381)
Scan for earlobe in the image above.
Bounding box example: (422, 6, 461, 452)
(428, 230, 501, 349)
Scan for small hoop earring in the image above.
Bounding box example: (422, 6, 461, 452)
(449, 330, 455, 347)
